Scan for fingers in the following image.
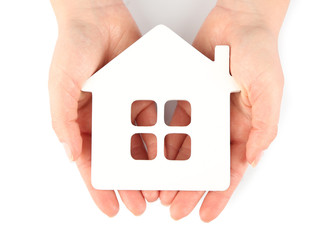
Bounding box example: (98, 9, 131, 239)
(187, 93, 251, 222)
(162, 102, 250, 221)
(77, 134, 147, 216)
(118, 190, 146, 216)
(168, 143, 248, 222)
(164, 103, 201, 218)
(131, 101, 157, 126)
(141, 190, 159, 203)
(137, 132, 159, 203)
(160, 191, 178, 206)
(165, 133, 191, 161)
(161, 97, 249, 221)
(164, 100, 191, 160)
(76, 134, 119, 217)
(170, 191, 205, 220)
(199, 143, 248, 222)
(131, 133, 159, 203)
(133, 101, 157, 160)
(168, 100, 191, 126)
(140, 133, 157, 161)
(160, 101, 191, 205)
(49, 15, 147, 217)
(136, 102, 159, 202)
(130, 133, 150, 160)
(131, 101, 159, 202)
(160, 135, 191, 206)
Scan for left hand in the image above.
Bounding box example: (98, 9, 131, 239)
(160, 1, 288, 222)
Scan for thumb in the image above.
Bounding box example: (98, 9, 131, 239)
(48, 33, 96, 161)
(48, 23, 109, 161)
(245, 63, 284, 167)
(48, 23, 141, 161)
(48, 63, 83, 161)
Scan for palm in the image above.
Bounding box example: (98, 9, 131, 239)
(160, 6, 283, 222)
(49, 3, 159, 216)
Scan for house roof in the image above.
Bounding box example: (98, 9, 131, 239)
(82, 25, 239, 93)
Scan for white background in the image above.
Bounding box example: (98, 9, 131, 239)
(0, 0, 315, 239)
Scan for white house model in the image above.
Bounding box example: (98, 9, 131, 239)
(82, 25, 240, 191)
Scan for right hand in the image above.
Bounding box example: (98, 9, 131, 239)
(49, 0, 158, 217)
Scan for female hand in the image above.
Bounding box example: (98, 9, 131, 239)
(49, 0, 158, 217)
(160, 0, 289, 222)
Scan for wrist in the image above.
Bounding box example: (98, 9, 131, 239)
(216, 0, 289, 36)
(50, 0, 124, 27)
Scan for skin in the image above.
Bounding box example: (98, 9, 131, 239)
(49, 0, 158, 216)
(49, 0, 289, 221)
(161, 0, 289, 221)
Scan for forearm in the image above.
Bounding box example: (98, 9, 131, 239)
(216, 0, 290, 34)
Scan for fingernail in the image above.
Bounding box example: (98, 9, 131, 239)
(62, 143, 74, 162)
(251, 152, 263, 168)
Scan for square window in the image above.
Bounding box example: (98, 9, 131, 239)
(131, 133, 157, 160)
(164, 100, 191, 126)
(164, 134, 191, 160)
(131, 100, 157, 126)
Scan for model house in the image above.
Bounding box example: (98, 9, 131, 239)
(82, 25, 240, 190)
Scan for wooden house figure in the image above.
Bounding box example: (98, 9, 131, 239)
(82, 25, 240, 191)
